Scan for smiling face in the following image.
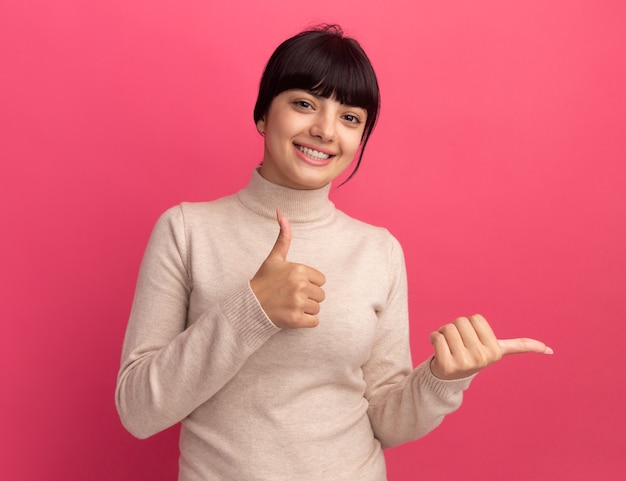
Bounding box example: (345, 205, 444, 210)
(256, 89, 367, 190)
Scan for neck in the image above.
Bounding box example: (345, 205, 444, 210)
(237, 169, 335, 223)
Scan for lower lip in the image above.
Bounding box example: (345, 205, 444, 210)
(294, 146, 333, 167)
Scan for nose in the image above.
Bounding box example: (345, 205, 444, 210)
(309, 110, 336, 142)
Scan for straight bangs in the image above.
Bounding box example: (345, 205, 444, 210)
(276, 41, 379, 120)
(254, 27, 380, 134)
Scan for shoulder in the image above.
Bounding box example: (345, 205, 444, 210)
(331, 210, 406, 270)
(156, 194, 240, 229)
(335, 210, 403, 251)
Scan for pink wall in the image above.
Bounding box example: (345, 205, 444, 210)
(1, 1, 624, 480)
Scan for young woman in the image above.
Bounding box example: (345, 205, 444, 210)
(116, 25, 551, 481)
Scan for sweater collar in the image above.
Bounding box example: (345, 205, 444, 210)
(237, 169, 335, 223)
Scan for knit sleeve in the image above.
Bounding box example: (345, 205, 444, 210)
(363, 236, 475, 449)
(115, 206, 280, 439)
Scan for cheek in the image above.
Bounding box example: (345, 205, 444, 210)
(265, 125, 287, 150)
(266, 117, 295, 145)
(344, 132, 364, 157)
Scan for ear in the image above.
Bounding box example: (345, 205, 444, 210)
(256, 117, 266, 135)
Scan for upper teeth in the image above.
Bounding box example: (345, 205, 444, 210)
(298, 145, 331, 160)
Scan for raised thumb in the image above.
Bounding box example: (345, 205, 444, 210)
(267, 209, 291, 261)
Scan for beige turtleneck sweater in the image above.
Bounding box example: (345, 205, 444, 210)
(116, 169, 474, 481)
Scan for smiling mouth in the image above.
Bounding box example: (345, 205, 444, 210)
(296, 144, 333, 161)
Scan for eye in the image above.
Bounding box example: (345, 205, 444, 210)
(293, 100, 314, 110)
(342, 113, 362, 124)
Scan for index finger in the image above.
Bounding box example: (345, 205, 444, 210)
(498, 338, 554, 356)
(306, 266, 326, 287)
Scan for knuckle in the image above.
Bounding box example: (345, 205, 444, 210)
(451, 317, 470, 330)
(439, 324, 456, 336)
(285, 312, 300, 327)
(293, 264, 308, 276)
(288, 312, 310, 329)
(472, 350, 489, 368)
(309, 302, 321, 315)
(292, 296, 308, 310)
(296, 279, 309, 291)
(475, 346, 500, 366)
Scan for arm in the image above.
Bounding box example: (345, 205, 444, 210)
(115, 206, 280, 438)
(364, 238, 553, 448)
(363, 237, 473, 448)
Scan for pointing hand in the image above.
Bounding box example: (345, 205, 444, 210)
(250, 210, 326, 328)
(429, 314, 553, 380)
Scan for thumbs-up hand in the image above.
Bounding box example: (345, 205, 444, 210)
(250, 210, 326, 328)
(429, 314, 553, 380)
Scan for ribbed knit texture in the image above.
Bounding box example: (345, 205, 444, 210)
(116, 169, 474, 481)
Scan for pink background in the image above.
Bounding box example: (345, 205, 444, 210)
(1, 1, 624, 480)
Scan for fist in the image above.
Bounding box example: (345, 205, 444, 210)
(429, 314, 553, 380)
